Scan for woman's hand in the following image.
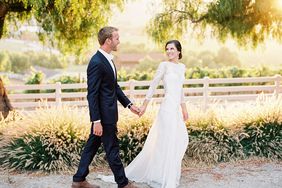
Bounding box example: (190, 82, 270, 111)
(138, 104, 147, 117)
(180, 102, 189, 121)
(182, 110, 189, 121)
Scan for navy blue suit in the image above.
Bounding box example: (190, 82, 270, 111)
(73, 51, 131, 187)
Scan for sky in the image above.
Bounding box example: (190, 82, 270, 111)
(108, 0, 282, 67)
(109, 0, 155, 45)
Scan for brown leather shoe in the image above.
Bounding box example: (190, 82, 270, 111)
(71, 180, 100, 188)
(121, 182, 139, 188)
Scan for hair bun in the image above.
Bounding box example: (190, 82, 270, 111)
(179, 52, 182, 59)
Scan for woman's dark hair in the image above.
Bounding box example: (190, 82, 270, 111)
(165, 40, 182, 59)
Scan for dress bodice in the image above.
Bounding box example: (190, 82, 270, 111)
(145, 61, 186, 104)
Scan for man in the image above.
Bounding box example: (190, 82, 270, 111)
(72, 26, 140, 188)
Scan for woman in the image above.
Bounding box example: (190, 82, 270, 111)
(101, 40, 189, 188)
(0, 77, 13, 119)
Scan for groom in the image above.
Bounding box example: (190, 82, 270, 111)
(72, 26, 140, 188)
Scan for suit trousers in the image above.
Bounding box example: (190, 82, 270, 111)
(73, 123, 128, 188)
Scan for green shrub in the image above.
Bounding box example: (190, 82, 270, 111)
(118, 117, 152, 164)
(48, 75, 86, 92)
(25, 69, 45, 93)
(186, 109, 244, 164)
(0, 97, 281, 172)
(235, 98, 282, 159)
(27, 51, 68, 69)
(0, 51, 68, 73)
(0, 107, 89, 171)
(188, 128, 245, 163)
(117, 68, 132, 82)
(134, 56, 158, 72)
(9, 52, 31, 73)
(0, 51, 11, 72)
(240, 121, 282, 159)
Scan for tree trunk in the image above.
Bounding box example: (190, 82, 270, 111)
(0, 1, 31, 39)
(0, 2, 7, 38)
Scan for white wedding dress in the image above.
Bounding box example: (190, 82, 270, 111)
(99, 61, 189, 188)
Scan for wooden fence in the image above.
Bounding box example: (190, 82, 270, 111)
(6, 75, 282, 109)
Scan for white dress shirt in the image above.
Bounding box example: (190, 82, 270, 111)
(98, 48, 116, 77)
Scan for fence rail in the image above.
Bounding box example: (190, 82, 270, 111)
(6, 75, 282, 109)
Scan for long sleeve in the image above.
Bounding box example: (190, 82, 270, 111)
(87, 62, 103, 122)
(145, 62, 166, 101)
(116, 83, 131, 108)
(181, 88, 185, 104)
(180, 63, 186, 104)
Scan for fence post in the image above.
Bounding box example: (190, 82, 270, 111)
(55, 82, 62, 107)
(129, 79, 135, 99)
(203, 76, 210, 110)
(274, 74, 282, 98)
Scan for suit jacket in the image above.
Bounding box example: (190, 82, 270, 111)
(87, 50, 131, 125)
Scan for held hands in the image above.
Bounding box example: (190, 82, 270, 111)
(129, 104, 141, 115)
(138, 104, 147, 117)
(129, 103, 147, 117)
(137, 100, 149, 117)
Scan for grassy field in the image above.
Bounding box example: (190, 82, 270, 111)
(0, 95, 281, 173)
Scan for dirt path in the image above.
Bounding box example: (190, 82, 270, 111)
(0, 159, 281, 188)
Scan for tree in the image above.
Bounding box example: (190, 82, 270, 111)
(148, 0, 282, 48)
(214, 47, 241, 67)
(0, 0, 124, 54)
(0, 51, 10, 72)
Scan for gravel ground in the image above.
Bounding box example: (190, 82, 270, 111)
(0, 159, 281, 188)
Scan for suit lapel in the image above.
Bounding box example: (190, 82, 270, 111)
(96, 51, 116, 80)
(112, 60, 117, 80)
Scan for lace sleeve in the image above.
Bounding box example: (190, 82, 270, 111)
(145, 62, 166, 101)
(181, 88, 185, 104)
(181, 64, 186, 104)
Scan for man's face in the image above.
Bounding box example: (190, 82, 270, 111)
(109, 31, 120, 51)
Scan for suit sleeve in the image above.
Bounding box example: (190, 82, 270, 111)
(87, 62, 103, 122)
(116, 83, 131, 108)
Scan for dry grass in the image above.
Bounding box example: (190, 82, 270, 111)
(0, 95, 281, 172)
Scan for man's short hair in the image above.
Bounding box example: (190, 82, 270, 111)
(98, 26, 118, 45)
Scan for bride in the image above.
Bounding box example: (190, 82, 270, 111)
(100, 40, 189, 188)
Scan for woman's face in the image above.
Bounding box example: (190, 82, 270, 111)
(165, 43, 180, 61)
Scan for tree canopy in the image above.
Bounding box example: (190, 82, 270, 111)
(147, 0, 282, 48)
(0, 0, 124, 54)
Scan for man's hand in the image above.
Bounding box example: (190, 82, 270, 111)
(93, 122, 103, 136)
(130, 105, 140, 115)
